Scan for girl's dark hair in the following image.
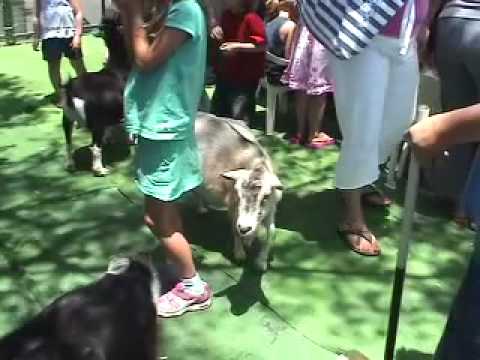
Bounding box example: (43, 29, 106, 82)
(255, 0, 267, 19)
(143, 0, 171, 39)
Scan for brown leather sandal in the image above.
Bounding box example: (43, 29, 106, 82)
(337, 225, 381, 257)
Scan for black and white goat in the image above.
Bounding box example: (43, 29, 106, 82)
(62, 10, 131, 176)
(0, 254, 161, 360)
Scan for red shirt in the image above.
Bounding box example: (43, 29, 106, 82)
(213, 10, 266, 87)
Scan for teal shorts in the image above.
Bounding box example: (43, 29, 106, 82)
(135, 136, 203, 202)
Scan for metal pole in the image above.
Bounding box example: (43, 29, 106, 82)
(384, 105, 431, 360)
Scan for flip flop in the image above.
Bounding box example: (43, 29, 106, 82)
(305, 140, 335, 150)
(337, 225, 381, 257)
(311, 132, 336, 143)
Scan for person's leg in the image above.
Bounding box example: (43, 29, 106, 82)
(426, 18, 480, 218)
(434, 232, 480, 359)
(293, 91, 308, 143)
(70, 58, 87, 76)
(198, 88, 211, 112)
(231, 88, 251, 123)
(211, 79, 230, 117)
(230, 85, 258, 124)
(305, 93, 333, 147)
(329, 41, 389, 256)
(144, 197, 196, 279)
(378, 42, 419, 165)
(47, 59, 62, 97)
(303, 30, 334, 147)
(144, 196, 211, 317)
(42, 38, 62, 98)
(64, 37, 87, 76)
(136, 138, 211, 317)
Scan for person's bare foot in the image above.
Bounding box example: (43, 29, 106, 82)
(338, 189, 381, 256)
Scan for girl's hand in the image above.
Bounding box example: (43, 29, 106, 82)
(210, 25, 224, 41)
(220, 42, 241, 52)
(71, 34, 81, 49)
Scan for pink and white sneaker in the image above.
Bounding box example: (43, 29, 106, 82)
(156, 282, 213, 318)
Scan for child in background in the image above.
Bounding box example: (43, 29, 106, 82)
(282, 4, 335, 150)
(33, 0, 87, 104)
(210, 0, 266, 124)
(115, 0, 212, 317)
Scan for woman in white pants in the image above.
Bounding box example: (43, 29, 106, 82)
(333, 35, 421, 256)
(302, 0, 430, 255)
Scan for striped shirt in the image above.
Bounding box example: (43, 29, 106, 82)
(300, 0, 408, 59)
(440, 0, 480, 20)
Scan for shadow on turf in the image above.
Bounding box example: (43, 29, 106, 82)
(0, 74, 56, 128)
(215, 269, 269, 316)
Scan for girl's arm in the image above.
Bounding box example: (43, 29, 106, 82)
(117, 2, 189, 72)
(220, 14, 265, 53)
(220, 42, 265, 53)
(69, 0, 84, 48)
(408, 103, 480, 159)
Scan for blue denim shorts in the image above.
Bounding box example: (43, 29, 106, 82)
(42, 37, 83, 61)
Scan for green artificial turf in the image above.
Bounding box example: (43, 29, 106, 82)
(0, 37, 474, 359)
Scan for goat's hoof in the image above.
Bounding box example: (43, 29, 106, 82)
(66, 162, 76, 173)
(93, 167, 110, 177)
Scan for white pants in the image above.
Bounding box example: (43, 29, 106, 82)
(330, 35, 419, 190)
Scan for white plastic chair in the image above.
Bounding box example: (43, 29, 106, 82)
(263, 51, 290, 135)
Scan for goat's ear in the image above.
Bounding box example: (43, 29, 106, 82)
(269, 173, 283, 190)
(221, 169, 248, 181)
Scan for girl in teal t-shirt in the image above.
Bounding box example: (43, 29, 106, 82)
(115, 0, 211, 317)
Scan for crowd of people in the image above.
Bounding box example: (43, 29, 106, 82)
(31, 0, 480, 356)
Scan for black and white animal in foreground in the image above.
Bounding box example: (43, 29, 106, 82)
(195, 113, 283, 272)
(0, 254, 160, 360)
(62, 10, 130, 176)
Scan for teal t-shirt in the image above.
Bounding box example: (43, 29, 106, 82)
(124, 0, 207, 140)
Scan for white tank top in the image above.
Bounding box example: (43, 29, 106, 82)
(40, 0, 76, 39)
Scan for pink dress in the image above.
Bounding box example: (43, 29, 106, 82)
(281, 24, 333, 96)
